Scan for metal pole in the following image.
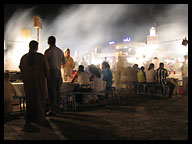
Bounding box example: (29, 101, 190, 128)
(37, 28, 39, 43)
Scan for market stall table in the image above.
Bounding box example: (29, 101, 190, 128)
(11, 82, 25, 115)
(60, 82, 78, 110)
(11, 82, 78, 113)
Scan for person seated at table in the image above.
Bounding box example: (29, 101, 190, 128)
(89, 64, 103, 91)
(137, 66, 146, 93)
(71, 65, 91, 104)
(146, 63, 156, 83)
(145, 63, 157, 94)
(155, 62, 175, 98)
(137, 66, 146, 83)
(4, 72, 16, 121)
(88, 64, 103, 103)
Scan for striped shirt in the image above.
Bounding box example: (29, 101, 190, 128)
(156, 68, 169, 85)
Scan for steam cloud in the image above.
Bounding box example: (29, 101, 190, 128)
(4, 4, 188, 71)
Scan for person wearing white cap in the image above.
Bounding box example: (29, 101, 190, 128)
(61, 48, 75, 81)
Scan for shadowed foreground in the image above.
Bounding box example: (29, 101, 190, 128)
(4, 93, 188, 140)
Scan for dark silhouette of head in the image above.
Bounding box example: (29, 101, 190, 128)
(29, 40, 38, 52)
(141, 66, 145, 71)
(133, 64, 138, 68)
(102, 61, 110, 69)
(148, 63, 154, 70)
(89, 64, 101, 78)
(78, 65, 84, 72)
(159, 62, 164, 68)
(48, 36, 56, 46)
(28, 40, 38, 66)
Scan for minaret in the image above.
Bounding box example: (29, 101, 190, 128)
(150, 27, 156, 36)
(147, 23, 158, 45)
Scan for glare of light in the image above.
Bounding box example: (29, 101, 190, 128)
(91, 58, 102, 65)
(108, 58, 112, 64)
(127, 57, 136, 63)
(177, 40, 188, 56)
(165, 58, 171, 63)
(135, 46, 144, 58)
(74, 50, 77, 59)
(4, 36, 31, 71)
(144, 44, 158, 59)
(177, 57, 183, 63)
(171, 59, 175, 64)
(4, 40, 6, 50)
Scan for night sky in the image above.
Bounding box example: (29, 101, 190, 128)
(4, 4, 71, 26)
(4, 4, 170, 29)
(4, 4, 179, 44)
(4, 4, 188, 44)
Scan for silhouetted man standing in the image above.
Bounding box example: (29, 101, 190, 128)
(44, 36, 65, 115)
(19, 40, 49, 129)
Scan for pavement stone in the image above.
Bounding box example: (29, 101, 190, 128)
(4, 93, 188, 140)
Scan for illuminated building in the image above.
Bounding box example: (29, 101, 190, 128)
(115, 41, 146, 55)
(147, 26, 158, 45)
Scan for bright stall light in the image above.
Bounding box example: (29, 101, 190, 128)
(4, 36, 31, 71)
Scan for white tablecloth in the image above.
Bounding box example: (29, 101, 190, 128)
(12, 82, 25, 97)
(11, 82, 77, 96)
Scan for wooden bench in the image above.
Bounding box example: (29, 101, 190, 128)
(60, 92, 75, 110)
(136, 82, 169, 98)
(71, 87, 120, 111)
(118, 81, 137, 96)
(12, 95, 26, 115)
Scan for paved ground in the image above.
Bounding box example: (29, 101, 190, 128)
(4, 92, 188, 140)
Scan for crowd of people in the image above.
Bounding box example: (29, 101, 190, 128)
(118, 61, 176, 97)
(4, 36, 188, 131)
(5, 36, 113, 130)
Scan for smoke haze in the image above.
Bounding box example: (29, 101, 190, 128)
(4, 4, 188, 71)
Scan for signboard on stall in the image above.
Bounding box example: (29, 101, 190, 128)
(34, 16, 42, 29)
(123, 37, 131, 42)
